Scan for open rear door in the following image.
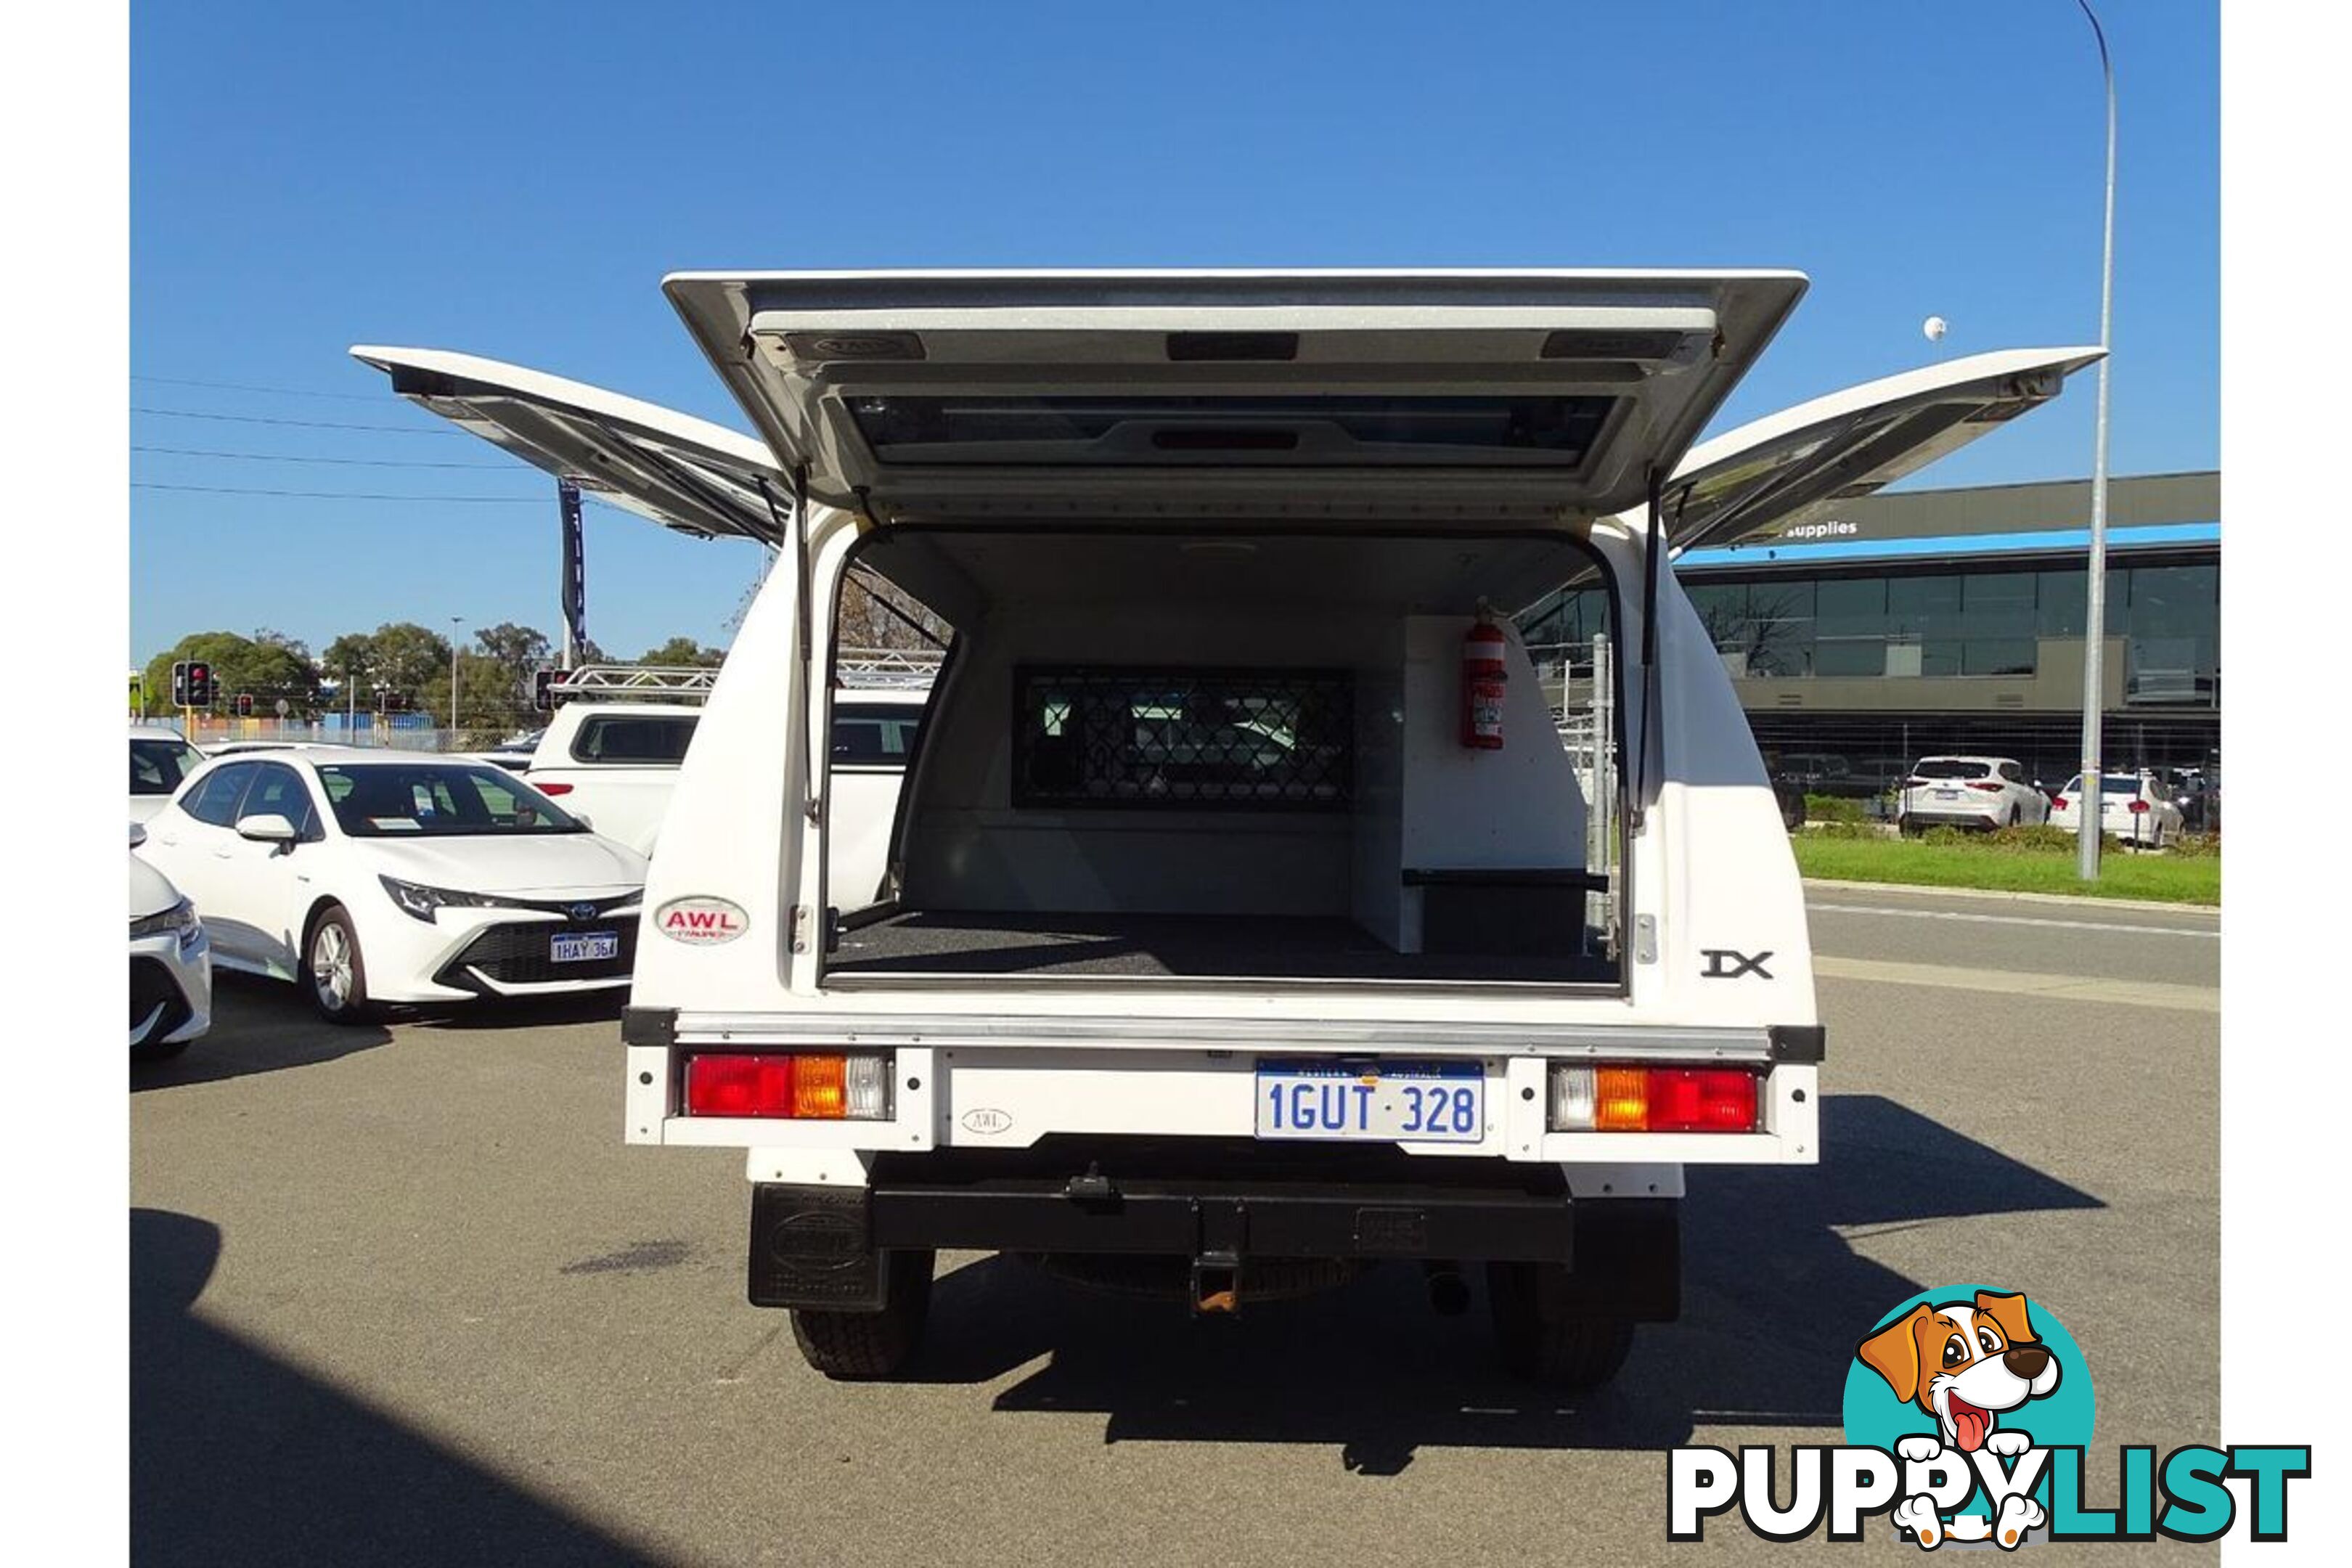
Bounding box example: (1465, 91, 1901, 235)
(1660, 346, 2104, 555)
(661, 269, 1809, 523)
(348, 346, 790, 544)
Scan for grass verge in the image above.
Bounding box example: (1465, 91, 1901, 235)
(1790, 833, 2220, 905)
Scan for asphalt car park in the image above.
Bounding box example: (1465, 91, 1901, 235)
(130, 886, 2219, 1567)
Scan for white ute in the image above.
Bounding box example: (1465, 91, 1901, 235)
(357, 270, 2094, 1386)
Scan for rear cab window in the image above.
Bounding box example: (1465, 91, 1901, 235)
(571, 714, 699, 764)
(831, 703, 924, 767)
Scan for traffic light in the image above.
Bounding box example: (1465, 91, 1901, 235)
(170, 661, 189, 706)
(184, 662, 214, 707)
(234, 693, 254, 717)
(532, 668, 556, 712)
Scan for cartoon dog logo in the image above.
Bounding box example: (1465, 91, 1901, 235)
(1858, 1289, 2062, 1548)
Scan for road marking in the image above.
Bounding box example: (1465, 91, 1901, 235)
(1813, 955, 2218, 1013)
(1809, 902, 2218, 939)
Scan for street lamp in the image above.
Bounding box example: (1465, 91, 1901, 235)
(2075, 0, 2118, 880)
(449, 616, 465, 740)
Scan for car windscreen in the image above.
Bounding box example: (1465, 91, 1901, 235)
(1912, 759, 1992, 780)
(317, 763, 586, 837)
(131, 738, 205, 796)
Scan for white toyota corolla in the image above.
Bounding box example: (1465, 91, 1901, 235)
(136, 748, 647, 1023)
(129, 822, 211, 1058)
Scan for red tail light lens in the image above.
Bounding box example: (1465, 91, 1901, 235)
(685, 1053, 796, 1116)
(1905, 776, 1929, 787)
(2052, 796, 2068, 811)
(534, 781, 574, 796)
(1966, 781, 2003, 793)
(2128, 799, 2149, 814)
(1644, 1069, 1762, 1132)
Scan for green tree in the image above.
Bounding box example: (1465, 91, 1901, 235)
(318, 622, 452, 711)
(475, 621, 552, 682)
(639, 635, 722, 667)
(140, 632, 319, 717)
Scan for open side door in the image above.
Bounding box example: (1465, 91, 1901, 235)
(348, 346, 790, 544)
(1660, 346, 2104, 556)
(661, 269, 1809, 523)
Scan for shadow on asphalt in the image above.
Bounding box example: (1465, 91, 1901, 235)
(889, 1094, 2103, 1471)
(401, 990, 625, 1032)
(129, 974, 391, 1093)
(131, 1207, 661, 1568)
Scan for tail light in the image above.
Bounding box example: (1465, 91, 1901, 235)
(2128, 799, 2149, 814)
(535, 781, 575, 796)
(1905, 776, 1929, 787)
(2051, 795, 2068, 811)
(1966, 781, 2003, 793)
(1548, 1064, 1761, 1132)
(683, 1052, 892, 1119)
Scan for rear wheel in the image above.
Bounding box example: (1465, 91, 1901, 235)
(789, 1249, 934, 1379)
(130, 1035, 192, 1063)
(1486, 1261, 1636, 1391)
(303, 905, 377, 1025)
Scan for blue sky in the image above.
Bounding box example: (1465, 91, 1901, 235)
(128, 0, 2218, 666)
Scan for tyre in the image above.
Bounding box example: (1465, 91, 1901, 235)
(2004, 807, 2018, 828)
(303, 904, 378, 1025)
(1486, 1260, 1636, 1391)
(1899, 819, 1922, 839)
(789, 1249, 934, 1380)
(130, 1035, 192, 1063)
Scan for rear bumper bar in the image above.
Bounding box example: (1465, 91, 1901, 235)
(748, 1140, 1679, 1318)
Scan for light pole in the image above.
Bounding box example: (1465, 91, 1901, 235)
(449, 616, 465, 741)
(2075, 0, 2118, 880)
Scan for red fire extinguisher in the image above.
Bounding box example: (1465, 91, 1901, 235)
(1461, 613, 1507, 751)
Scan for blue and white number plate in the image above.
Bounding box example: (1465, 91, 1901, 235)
(1254, 1058, 1485, 1143)
(551, 931, 621, 963)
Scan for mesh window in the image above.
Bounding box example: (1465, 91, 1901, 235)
(1013, 667, 1352, 810)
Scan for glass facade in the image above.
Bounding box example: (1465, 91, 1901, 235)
(1522, 558, 2218, 703)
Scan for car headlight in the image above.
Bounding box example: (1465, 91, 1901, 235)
(131, 897, 203, 953)
(379, 875, 533, 923)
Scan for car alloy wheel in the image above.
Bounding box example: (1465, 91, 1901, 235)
(305, 905, 375, 1024)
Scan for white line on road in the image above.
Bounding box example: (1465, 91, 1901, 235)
(1813, 955, 2218, 1013)
(1809, 902, 2218, 939)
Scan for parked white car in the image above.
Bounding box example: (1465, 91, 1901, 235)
(1896, 756, 2050, 834)
(526, 685, 928, 904)
(130, 727, 206, 825)
(523, 701, 698, 856)
(129, 822, 211, 1058)
(136, 748, 646, 1023)
(2049, 769, 2186, 847)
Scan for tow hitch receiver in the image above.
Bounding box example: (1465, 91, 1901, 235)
(1191, 1197, 1249, 1313)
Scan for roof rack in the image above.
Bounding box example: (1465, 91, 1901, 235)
(544, 665, 716, 703)
(836, 647, 942, 690)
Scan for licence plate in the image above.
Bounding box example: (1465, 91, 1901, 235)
(550, 931, 620, 963)
(1934, 788, 1961, 800)
(1254, 1058, 1485, 1143)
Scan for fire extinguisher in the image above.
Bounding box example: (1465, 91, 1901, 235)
(1461, 612, 1507, 751)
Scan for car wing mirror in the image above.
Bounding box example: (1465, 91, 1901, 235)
(129, 820, 149, 849)
(234, 812, 300, 844)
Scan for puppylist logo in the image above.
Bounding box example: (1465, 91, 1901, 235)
(1667, 1284, 2311, 1548)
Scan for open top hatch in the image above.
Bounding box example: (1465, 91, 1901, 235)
(660, 269, 1808, 522)
(1662, 346, 2104, 555)
(348, 346, 788, 544)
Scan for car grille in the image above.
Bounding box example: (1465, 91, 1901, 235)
(438, 920, 639, 989)
(131, 956, 191, 1041)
